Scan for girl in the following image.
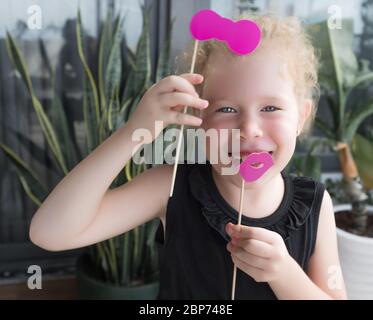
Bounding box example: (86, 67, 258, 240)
(29, 14, 347, 300)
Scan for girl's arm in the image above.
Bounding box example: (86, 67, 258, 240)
(29, 122, 171, 251)
(226, 189, 348, 300)
(305, 190, 348, 299)
(269, 190, 348, 300)
(29, 73, 207, 252)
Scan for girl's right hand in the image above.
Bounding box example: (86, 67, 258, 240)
(127, 73, 209, 143)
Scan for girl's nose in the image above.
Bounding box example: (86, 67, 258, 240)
(235, 117, 263, 140)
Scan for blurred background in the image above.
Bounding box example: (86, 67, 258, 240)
(0, 0, 372, 299)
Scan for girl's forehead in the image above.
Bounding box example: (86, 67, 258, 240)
(205, 45, 289, 78)
(202, 48, 294, 99)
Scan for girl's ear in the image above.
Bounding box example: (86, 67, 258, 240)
(297, 98, 312, 134)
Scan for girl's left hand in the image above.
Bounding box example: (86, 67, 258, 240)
(225, 222, 292, 284)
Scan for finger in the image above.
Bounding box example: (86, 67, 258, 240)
(168, 111, 203, 127)
(157, 74, 203, 97)
(159, 92, 208, 110)
(230, 254, 265, 282)
(172, 105, 187, 113)
(226, 223, 277, 244)
(179, 73, 204, 85)
(228, 243, 269, 270)
(172, 105, 202, 116)
(232, 238, 274, 259)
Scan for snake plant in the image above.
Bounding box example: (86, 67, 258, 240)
(307, 19, 373, 235)
(0, 5, 173, 286)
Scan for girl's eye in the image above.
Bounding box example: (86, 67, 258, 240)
(262, 106, 280, 112)
(216, 106, 237, 113)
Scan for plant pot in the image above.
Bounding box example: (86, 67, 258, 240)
(76, 254, 159, 300)
(335, 204, 373, 300)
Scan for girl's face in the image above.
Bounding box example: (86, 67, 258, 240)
(200, 44, 310, 186)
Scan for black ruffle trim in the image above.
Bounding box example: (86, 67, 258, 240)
(188, 163, 316, 243)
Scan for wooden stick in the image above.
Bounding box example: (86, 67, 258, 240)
(231, 177, 245, 300)
(169, 40, 199, 197)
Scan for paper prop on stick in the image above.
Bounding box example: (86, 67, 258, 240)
(169, 9, 262, 198)
(190, 9, 261, 55)
(239, 152, 274, 182)
(230, 152, 274, 300)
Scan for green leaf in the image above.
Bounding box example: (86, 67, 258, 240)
(76, 9, 101, 151)
(108, 86, 121, 131)
(105, 16, 123, 103)
(7, 127, 61, 176)
(98, 7, 114, 115)
(324, 95, 339, 134)
(49, 87, 79, 171)
(106, 17, 123, 131)
(352, 133, 373, 189)
(292, 156, 303, 176)
(82, 77, 100, 152)
(346, 71, 373, 103)
(0, 143, 47, 206)
(125, 95, 141, 123)
(5, 31, 33, 94)
(39, 39, 82, 164)
(133, 5, 151, 95)
(345, 102, 373, 143)
(111, 98, 132, 131)
(156, 18, 174, 82)
(132, 225, 143, 278)
(304, 156, 321, 181)
(38, 38, 53, 78)
(307, 20, 358, 127)
(121, 232, 132, 285)
(6, 31, 68, 173)
(125, 46, 136, 71)
(122, 67, 135, 104)
(351, 71, 373, 89)
(121, 47, 138, 104)
(314, 118, 335, 140)
(146, 219, 160, 246)
(32, 96, 69, 173)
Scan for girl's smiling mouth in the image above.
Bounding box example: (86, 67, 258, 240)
(228, 150, 274, 161)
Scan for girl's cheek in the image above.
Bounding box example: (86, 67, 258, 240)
(268, 113, 297, 134)
(268, 120, 290, 135)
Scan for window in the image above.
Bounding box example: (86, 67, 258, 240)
(0, 0, 170, 283)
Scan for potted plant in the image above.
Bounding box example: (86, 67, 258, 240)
(284, 135, 336, 181)
(307, 19, 373, 299)
(0, 5, 173, 299)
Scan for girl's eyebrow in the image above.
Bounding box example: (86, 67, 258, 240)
(205, 97, 233, 105)
(259, 95, 290, 105)
(207, 95, 289, 106)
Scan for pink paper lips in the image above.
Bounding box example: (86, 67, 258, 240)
(239, 152, 274, 182)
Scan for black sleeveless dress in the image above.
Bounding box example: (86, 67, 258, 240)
(154, 161, 325, 300)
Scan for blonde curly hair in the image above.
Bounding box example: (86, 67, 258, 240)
(179, 13, 320, 139)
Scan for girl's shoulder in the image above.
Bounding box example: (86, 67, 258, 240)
(287, 173, 326, 198)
